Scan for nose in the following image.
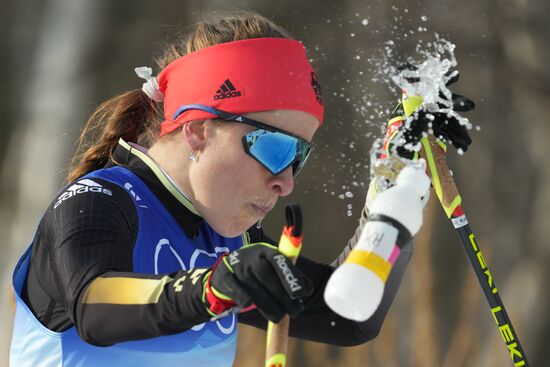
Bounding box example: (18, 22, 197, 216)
(268, 167, 295, 197)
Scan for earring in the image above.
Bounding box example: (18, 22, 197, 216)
(188, 139, 199, 162)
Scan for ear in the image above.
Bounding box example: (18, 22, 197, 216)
(181, 120, 207, 151)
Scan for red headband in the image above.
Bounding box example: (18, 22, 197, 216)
(157, 38, 324, 136)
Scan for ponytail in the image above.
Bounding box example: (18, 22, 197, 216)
(66, 90, 161, 183)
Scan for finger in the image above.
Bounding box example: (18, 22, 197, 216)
(250, 260, 307, 317)
(238, 271, 286, 323)
(452, 94, 475, 111)
(433, 115, 472, 151)
(432, 126, 450, 144)
(435, 120, 472, 151)
(447, 129, 471, 151)
(283, 299, 306, 318)
(403, 111, 430, 143)
(395, 146, 417, 160)
(445, 70, 460, 86)
(210, 269, 253, 307)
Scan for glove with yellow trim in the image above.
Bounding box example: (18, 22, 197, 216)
(384, 65, 475, 160)
(203, 242, 313, 323)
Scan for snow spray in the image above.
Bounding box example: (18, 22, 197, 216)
(324, 163, 430, 321)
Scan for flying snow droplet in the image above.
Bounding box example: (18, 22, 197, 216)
(362, 19, 369, 26)
(355, 55, 361, 60)
(345, 191, 354, 198)
(421, 15, 428, 21)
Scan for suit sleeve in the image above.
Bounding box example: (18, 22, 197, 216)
(44, 178, 211, 346)
(239, 226, 413, 346)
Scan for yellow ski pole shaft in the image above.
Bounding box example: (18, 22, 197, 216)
(265, 204, 303, 367)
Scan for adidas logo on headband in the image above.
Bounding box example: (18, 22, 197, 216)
(214, 79, 242, 100)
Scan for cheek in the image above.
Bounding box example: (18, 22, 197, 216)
(193, 139, 268, 236)
(199, 139, 261, 201)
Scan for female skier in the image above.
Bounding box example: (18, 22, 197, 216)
(9, 11, 473, 367)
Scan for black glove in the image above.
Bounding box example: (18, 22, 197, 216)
(204, 242, 313, 323)
(384, 65, 475, 159)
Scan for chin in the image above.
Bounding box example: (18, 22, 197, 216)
(217, 229, 243, 239)
(213, 220, 254, 239)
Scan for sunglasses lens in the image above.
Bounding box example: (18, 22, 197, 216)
(292, 142, 311, 176)
(245, 130, 310, 176)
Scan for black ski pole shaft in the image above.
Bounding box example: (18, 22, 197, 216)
(420, 136, 528, 367)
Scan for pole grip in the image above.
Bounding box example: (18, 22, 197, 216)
(265, 204, 303, 367)
(419, 136, 462, 217)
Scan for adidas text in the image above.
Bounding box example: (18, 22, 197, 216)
(214, 90, 241, 100)
(54, 179, 112, 209)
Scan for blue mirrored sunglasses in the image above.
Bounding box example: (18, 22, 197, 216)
(173, 104, 312, 176)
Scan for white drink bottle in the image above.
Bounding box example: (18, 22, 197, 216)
(324, 165, 430, 321)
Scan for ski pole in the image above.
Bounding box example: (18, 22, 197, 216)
(265, 204, 303, 367)
(420, 135, 529, 366)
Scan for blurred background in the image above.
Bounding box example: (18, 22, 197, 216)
(1, 0, 548, 366)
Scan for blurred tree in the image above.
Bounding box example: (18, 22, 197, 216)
(1, 0, 547, 366)
(0, 0, 107, 360)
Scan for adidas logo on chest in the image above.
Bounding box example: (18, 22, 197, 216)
(213, 79, 241, 100)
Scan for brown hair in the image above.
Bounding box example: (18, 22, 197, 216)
(66, 11, 292, 183)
